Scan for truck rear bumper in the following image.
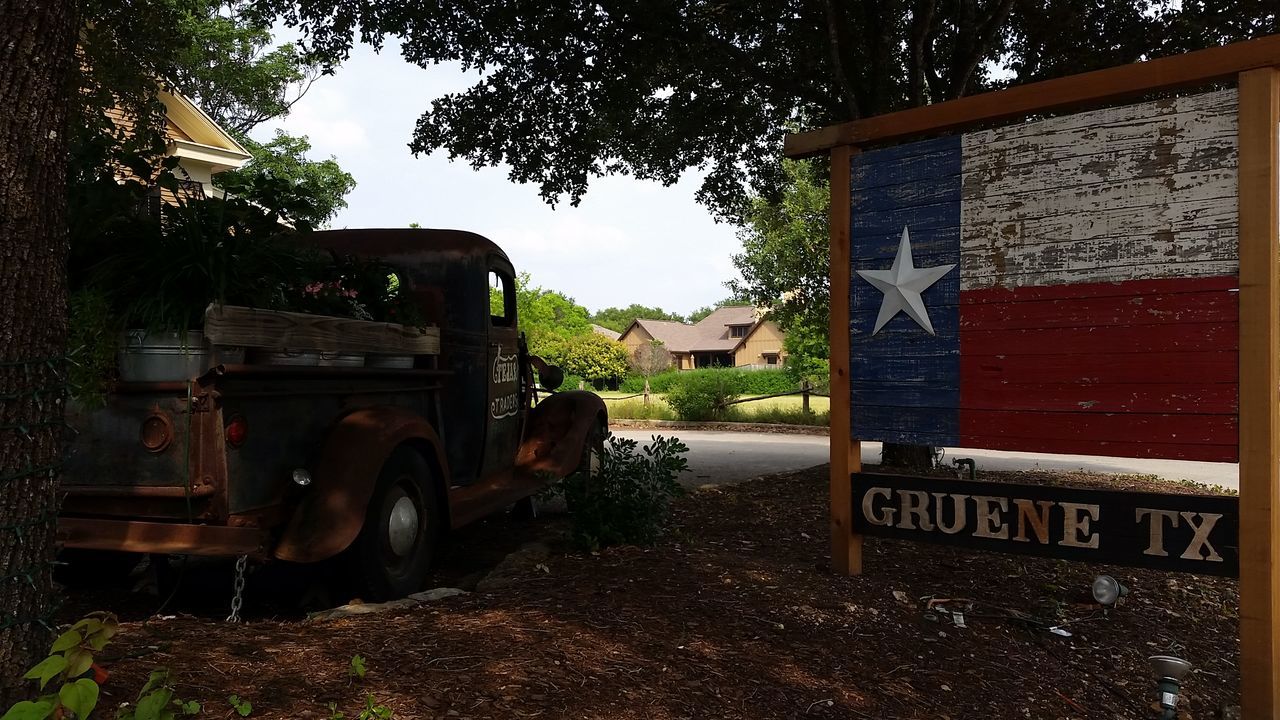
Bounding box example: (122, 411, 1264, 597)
(58, 518, 268, 557)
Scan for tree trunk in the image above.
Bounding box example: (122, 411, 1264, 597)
(881, 442, 935, 470)
(0, 0, 77, 705)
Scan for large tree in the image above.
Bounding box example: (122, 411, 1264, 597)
(254, 0, 1273, 219)
(0, 0, 78, 704)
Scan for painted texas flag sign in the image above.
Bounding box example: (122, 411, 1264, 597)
(849, 89, 1240, 462)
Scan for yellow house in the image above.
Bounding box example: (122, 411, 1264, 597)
(618, 306, 787, 370)
(106, 87, 253, 202)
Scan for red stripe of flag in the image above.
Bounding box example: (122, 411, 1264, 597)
(958, 275, 1239, 462)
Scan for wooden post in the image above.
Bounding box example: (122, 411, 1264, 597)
(1238, 66, 1280, 719)
(802, 381, 811, 415)
(829, 145, 862, 576)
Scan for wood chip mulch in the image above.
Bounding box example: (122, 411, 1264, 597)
(86, 465, 1238, 719)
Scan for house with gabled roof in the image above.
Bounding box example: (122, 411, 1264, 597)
(618, 306, 787, 370)
(105, 87, 253, 205)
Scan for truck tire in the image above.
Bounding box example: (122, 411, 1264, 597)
(354, 446, 442, 600)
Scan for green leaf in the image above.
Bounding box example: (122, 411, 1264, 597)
(0, 699, 55, 720)
(63, 648, 93, 679)
(50, 630, 82, 653)
(59, 678, 100, 719)
(23, 655, 67, 690)
(136, 689, 175, 720)
(228, 695, 252, 717)
(69, 619, 103, 640)
(140, 669, 170, 696)
(348, 655, 366, 679)
(177, 700, 201, 715)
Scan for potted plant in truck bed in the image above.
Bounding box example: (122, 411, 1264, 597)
(88, 174, 321, 381)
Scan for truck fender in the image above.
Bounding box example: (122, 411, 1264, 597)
(517, 391, 608, 479)
(273, 406, 449, 563)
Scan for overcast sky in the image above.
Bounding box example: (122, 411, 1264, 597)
(256, 40, 745, 317)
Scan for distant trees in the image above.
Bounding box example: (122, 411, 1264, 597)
(590, 305, 685, 333)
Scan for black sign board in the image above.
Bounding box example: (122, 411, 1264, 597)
(851, 473, 1239, 577)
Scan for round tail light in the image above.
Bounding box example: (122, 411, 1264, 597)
(225, 415, 248, 447)
(140, 412, 173, 453)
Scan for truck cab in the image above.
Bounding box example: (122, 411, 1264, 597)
(58, 229, 607, 599)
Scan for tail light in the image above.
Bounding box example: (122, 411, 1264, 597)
(140, 412, 173, 453)
(225, 415, 248, 448)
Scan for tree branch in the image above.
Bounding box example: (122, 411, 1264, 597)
(822, 0, 860, 119)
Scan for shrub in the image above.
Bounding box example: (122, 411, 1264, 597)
(547, 434, 689, 550)
(734, 368, 796, 395)
(666, 371, 740, 420)
(622, 368, 797, 396)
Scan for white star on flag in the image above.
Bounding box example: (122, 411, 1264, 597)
(856, 226, 956, 336)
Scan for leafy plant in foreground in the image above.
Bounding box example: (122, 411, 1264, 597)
(547, 435, 689, 550)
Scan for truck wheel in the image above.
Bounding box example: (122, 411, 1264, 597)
(355, 446, 442, 600)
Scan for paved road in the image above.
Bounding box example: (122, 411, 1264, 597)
(611, 429, 1239, 490)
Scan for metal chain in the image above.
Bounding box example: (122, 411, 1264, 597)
(226, 555, 247, 623)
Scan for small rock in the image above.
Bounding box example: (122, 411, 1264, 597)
(1222, 705, 1241, 720)
(409, 587, 468, 602)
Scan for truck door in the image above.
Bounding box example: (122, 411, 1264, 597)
(481, 262, 521, 479)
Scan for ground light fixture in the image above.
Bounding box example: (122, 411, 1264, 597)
(1091, 574, 1128, 605)
(1149, 655, 1193, 719)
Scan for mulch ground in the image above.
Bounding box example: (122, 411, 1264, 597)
(76, 465, 1238, 720)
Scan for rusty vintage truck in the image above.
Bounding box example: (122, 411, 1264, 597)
(57, 228, 607, 599)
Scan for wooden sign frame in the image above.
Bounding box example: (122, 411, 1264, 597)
(785, 35, 1280, 716)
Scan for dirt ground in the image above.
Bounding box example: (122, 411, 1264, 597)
(71, 465, 1238, 720)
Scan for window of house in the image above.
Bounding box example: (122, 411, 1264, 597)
(489, 270, 514, 326)
(764, 353, 779, 365)
(729, 325, 748, 338)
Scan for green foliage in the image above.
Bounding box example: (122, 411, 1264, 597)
(729, 159, 829, 335)
(665, 372, 740, 421)
(781, 317, 830, 392)
(348, 655, 367, 680)
(67, 288, 124, 408)
(622, 368, 794, 397)
(509, 272, 592, 357)
(116, 669, 200, 720)
(169, 0, 316, 136)
(228, 694, 253, 717)
(86, 190, 316, 332)
(3, 613, 118, 719)
(546, 435, 689, 550)
(589, 305, 684, 333)
(545, 333, 631, 380)
(218, 132, 356, 227)
(619, 370, 680, 394)
(356, 695, 392, 720)
(257, 0, 1276, 219)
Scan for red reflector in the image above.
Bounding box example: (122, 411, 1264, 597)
(225, 416, 247, 447)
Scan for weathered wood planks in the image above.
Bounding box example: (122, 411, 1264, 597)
(204, 304, 440, 355)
